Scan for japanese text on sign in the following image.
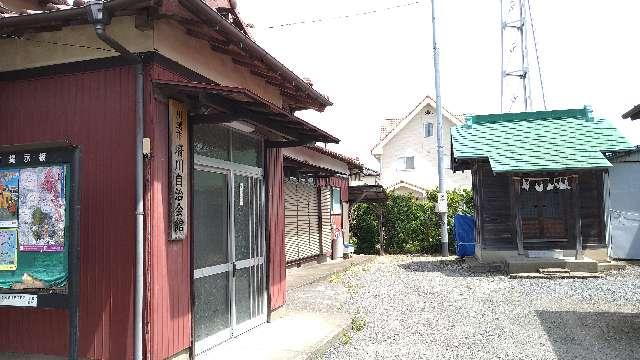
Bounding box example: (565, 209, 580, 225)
(436, 193, 447, 213)
(0, 152, 48, 166)
(0, 293, 37, 307)
(169, 100, 188, 241)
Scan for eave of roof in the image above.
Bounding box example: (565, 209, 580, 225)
(387, 181, 428, 195)
(175, 0, 332, 112)
(153, 80, 339, 143)
(283, 154, 347, 176)
(606, 145, 640, 161)
(452, 106, 635, 173)
(0, 0, 332, 112)
(622, 104, 640, 120)
(304, 145, 364, 171)
(348, 184, 387, 203)
(371, 95, 463, 155)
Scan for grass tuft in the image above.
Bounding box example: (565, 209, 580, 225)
(351, 315, 367, 332)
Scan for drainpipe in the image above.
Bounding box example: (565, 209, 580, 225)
(87, 2, 144, 360)
(94, 22, 131, 55)
(133, 59, 144, 360)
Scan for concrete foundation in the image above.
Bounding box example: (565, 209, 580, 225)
(509, 272, 604, 279)
(505, 256, 599, 274)
(477, 248, 605, 274)
(598, 262, 627, 272)
(584, 248, 609, 262)
(167, 349, 190, 360)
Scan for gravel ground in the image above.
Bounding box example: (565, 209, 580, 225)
(320, 256, 640, 360)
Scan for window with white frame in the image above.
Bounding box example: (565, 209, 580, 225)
(424, 122, 434, 138)
(331, 187, 342, 214)
(397, 156, 415, 170)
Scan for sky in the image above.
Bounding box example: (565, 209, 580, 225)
(237, 0, 640, 168)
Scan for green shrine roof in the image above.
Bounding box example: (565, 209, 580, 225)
(451, 106, 634, 173)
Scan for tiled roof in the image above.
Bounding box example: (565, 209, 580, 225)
(0, 0, 81, 18)
(451, 106, 635, 173)
(0, 0, 237, 20)
(0, 0, 247, 34)
(361, 166, 379, 177)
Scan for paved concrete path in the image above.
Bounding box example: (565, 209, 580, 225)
(201, 311, 350, 360)
(287, 255, 375, 290)
(201, 255, 375, 360)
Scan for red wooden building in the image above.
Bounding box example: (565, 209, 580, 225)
(0, 0, 339, 359)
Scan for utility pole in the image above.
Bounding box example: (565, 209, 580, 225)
(431, 0, 448, 257)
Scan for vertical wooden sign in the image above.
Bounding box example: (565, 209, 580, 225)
(169, 99, 188, 241)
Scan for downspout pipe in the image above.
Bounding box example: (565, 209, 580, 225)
(87, 2, 144, 360)
(133, 57, 144, 360)
(94, 23, 131, 56)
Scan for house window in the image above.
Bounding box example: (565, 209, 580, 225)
(331, 187, 342, 214)
(398, 156, 415, 170)
(424, 122, 434, 138)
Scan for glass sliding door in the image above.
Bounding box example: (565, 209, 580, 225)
(192, 124, 267, 357)
(193, 169, 232, 355)
(232, 175, 266, 335)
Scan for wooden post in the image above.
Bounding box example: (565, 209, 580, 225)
(572, 175, 583, 260)
(317, 186, 324, 255)
(378, 208, 385, 256)
(511, 177, 525, 255)
(475, 164, 484, 258)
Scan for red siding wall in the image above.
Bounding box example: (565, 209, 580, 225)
(0, 61, 289, 358)
(0, 67, 136, 358)
(144, 64, 192, 360)
(266, 148, 286, 310)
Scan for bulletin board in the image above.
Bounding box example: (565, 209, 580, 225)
(0, 143, 80, 357)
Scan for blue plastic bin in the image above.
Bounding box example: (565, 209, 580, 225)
(453, 214, 475, 257)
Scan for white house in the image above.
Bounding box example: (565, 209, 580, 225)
(371, 96, 471, 196)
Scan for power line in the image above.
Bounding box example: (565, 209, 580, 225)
(1, 34, 117, 53)
(262, 1, 423, 30)
(527, 0, 547, 110)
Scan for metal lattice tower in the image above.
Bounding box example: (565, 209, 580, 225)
(501, 0, 532, 112)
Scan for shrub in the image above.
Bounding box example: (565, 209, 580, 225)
(350, 200, 381, 255)
(350, 188, 473, 255)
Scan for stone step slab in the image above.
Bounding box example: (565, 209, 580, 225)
(510, 272, 604, 279)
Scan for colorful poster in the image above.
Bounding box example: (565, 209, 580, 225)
(18, 166, 66, 252)
(0, 229, 17, 270)
(0, 170, 19, 228)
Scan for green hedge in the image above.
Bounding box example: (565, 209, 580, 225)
(350, 189, 473, 255)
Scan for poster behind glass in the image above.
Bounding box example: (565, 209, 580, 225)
(0, 150, 69, 293)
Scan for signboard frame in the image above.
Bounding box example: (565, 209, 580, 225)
(169, 99, 189, 241)
(0, 143, 80, 359)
